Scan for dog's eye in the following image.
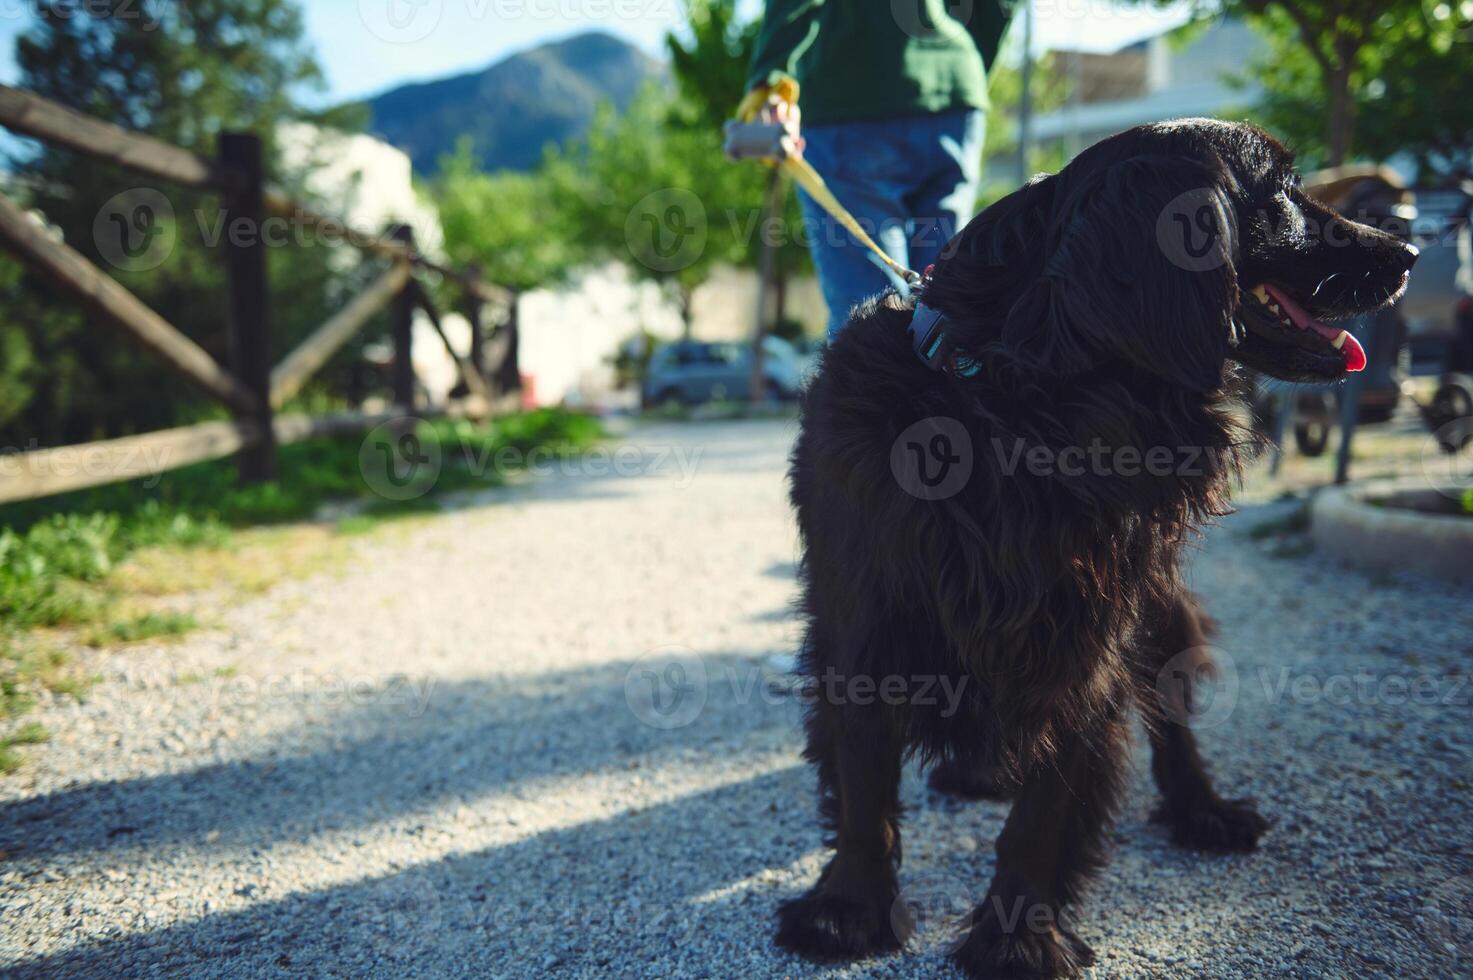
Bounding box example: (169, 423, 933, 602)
(1261, 191, 1307, 244)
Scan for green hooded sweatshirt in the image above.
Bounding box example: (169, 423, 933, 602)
(747, 0, 1016, 125)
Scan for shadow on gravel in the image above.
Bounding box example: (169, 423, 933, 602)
(5, 764, 823, 978)
(0, 651, 800, 867)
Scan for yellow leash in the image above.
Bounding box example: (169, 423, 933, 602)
(780, 156, 922, 286)
(729, 78, 922, 287)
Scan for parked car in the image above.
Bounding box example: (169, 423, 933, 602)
(642, 337, 804, 409)
(1401, 185, 1471, 362)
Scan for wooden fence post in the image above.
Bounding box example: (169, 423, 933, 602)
(498, 290, 521, 400)
(389, 224, 416, 411)
(466, 262, 485, 380)
(220, 131, 276, 483)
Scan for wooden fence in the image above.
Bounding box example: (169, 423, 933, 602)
(0, 84, 518, 505)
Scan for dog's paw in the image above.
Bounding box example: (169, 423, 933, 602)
(1154, 795, 1269, 852)
(952, 900, 1095, 979)
(927, 758, 1016, 801)
(775, 885, 907, 961)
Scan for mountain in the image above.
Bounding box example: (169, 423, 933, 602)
(363, 32, 665, 175)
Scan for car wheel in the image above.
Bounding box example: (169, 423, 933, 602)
(1430, 380, 1473, 452)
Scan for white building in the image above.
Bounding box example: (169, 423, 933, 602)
(1030, 20, 1265, 165)
(279, 124, 821, 410)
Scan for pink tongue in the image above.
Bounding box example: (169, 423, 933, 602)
(1262, 284, 1366, 372)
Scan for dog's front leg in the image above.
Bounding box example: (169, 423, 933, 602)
(775, 696, 908, 961)
(952, 718, 1128, 979)
(1144, 595, 1269, 852)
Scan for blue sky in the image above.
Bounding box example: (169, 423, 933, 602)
(0, 1, 1193, 104)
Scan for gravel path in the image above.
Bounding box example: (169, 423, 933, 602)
(1, 418, 1470, 978)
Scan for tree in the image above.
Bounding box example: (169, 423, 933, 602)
(665, 0, 763, 134)
(1, 1, 362, 447)
(433, 141, 584, 293)
(1246, 5, 1473, 180)
(666, 0, 814, 371)
(1138, 0, 1463, 171)
(1243, 1, 1392, 165)
(544, 85, 769, 336)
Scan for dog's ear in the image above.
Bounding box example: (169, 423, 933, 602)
(1002, 154, 1238, 392)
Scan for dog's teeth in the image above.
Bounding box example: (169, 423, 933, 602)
(1268, 303, 1281, 314)
(1331, 330, 1348, 350)
(1251, 285, 1269, 302)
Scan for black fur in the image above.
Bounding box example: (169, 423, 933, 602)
(777, 119, 1415, 977)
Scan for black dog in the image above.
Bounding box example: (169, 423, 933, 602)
(779, 119, 1416, 978)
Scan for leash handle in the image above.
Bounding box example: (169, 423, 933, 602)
(728, 76, 921, 289)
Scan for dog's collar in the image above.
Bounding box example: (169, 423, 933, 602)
(907, 270, 980, 378)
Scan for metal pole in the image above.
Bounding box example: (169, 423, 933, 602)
(1016, 0, 1034, 183)
(1269, 387, 1291, 477)
(1333, 317, 1369, 484)
(749, 168, 783, 404)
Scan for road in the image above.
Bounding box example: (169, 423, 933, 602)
(1, 418, 1470, 978)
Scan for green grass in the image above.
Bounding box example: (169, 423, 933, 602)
(83, 611, 199, 648)
(1247, 502, 1312, 540)
(0, 721, 48, 773)
(0, 409, 603, 770)
(0, 410, 601, 629)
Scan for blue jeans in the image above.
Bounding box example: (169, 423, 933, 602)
(797, 108, 985, 338)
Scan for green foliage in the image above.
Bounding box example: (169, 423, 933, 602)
(0, 410, 603, 631)
(84, 612, 199, 648)
(1133, 1, 1472, 177)
(13, 1, 354, 153)
(1244, 4, 1473, 179)
(544, 86, 773, 318)
(483, 406, 604, 454)
(1, 515, 120, 629)
(1, 0, 367, 449)
(666, 0, 763, 132)
(666, 0, 812, 281)
(433, 142, 584, 292)
(0, 723, 50, 774)
(0, 408, 602, 771)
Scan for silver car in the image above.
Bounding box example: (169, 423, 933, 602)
(642, 338, 805, 409)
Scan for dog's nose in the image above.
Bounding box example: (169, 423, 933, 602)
(1398, 242, 1420, 271)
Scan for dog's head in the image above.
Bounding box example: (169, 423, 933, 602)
(935, 118, 1417, 390)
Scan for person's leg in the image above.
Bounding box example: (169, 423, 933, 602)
(904, 108, 986, 272)
(797, 122, 914, 339)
